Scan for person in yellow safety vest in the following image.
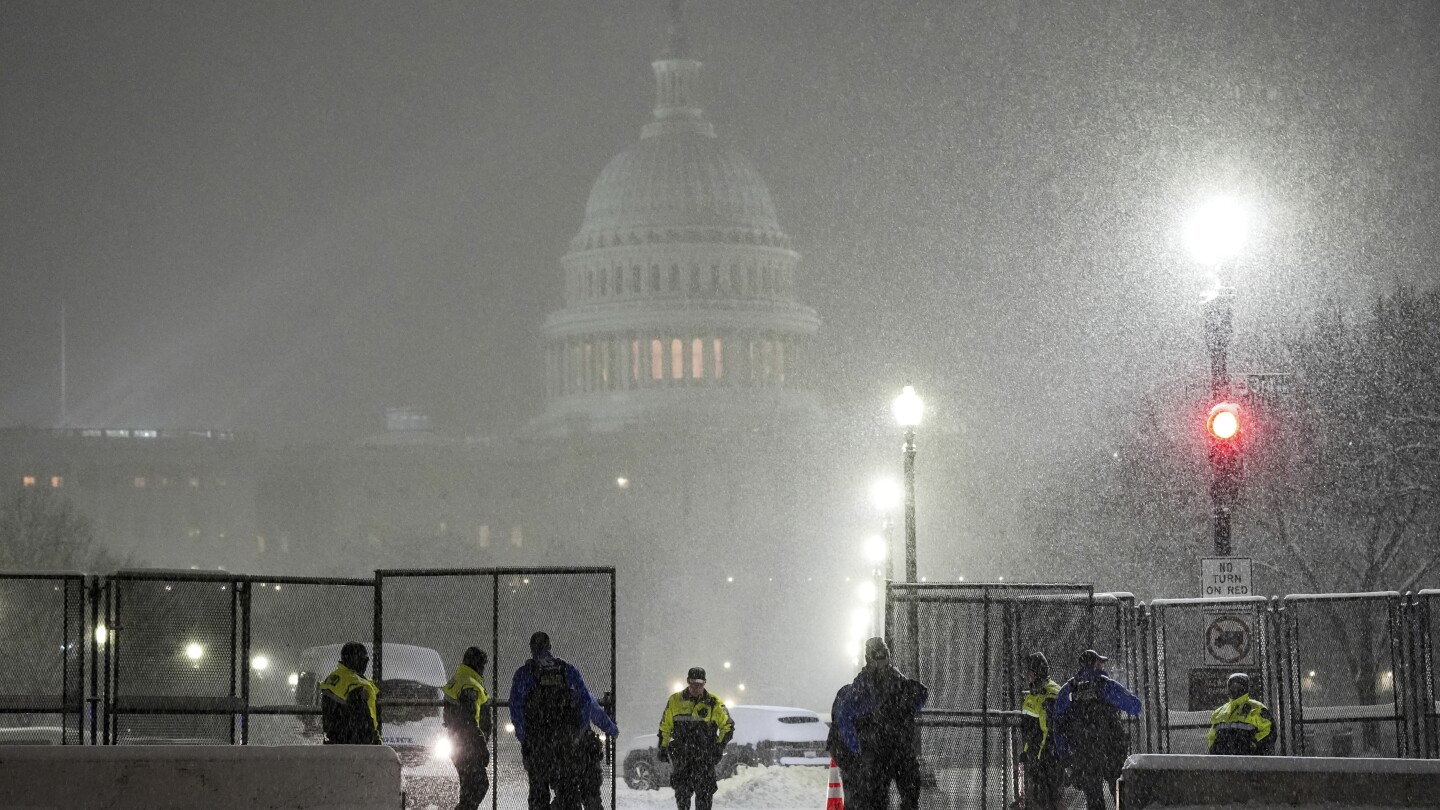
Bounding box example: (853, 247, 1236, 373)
(658, 667, 734, 810)
(1208, 672, 1274, 755)
(1018, 652, 1067, 810)
(321, 641, 380, 745)
(444, 646, 493, 810)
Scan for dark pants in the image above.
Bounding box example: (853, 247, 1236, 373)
(452, 737, 490, 810)
(524, 745, 580, 810)
(670, 756, 718, 810)
(1022, 758, 1065, 810)
(579, 732, 603, 810)
(857, 747, 921, 810)
(1071, 764, 1118, 810)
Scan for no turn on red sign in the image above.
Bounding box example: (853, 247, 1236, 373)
(1201, 557, 1253, 597)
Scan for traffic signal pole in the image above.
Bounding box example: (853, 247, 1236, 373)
(1203, 289, 1237, 556)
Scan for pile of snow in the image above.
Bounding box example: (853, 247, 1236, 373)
(618, 764, 829, 810)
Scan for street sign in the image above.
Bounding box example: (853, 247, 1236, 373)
(1238, 372, 1291, 402)
(1202, 607, 1256, 667)
(1201, 556, 1252, 597)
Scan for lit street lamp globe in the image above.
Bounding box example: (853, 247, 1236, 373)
(1184, 195, 1249, 269)
(892, 385, 924, 428)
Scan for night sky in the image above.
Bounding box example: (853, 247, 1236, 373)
(3, 0, 1437, 482)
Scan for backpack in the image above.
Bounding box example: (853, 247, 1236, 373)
(524, 659, 582, 742)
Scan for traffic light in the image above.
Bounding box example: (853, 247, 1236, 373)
(1206, 401, 1244, 556)
(1206, 401, 1242, 442)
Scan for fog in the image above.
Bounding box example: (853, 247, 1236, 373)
(2, 1, 1439, 713)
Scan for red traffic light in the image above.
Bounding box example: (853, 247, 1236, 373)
(1207, 402, 1242, 440)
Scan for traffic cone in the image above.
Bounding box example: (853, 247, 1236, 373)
(825, 758, 845, 810)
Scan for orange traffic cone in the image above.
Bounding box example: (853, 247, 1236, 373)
(825, 758, 845, 810)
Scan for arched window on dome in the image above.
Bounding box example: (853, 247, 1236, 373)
(691, 339, 704, 380)
(776, 340, 786, 384)
(730, 265, 742, 295)
(598, 269, 608, 297)
(669, 264, 681, 292)
(747, 267, 757, 296)
(670, 339, 683, 380)
(649, 265, 661, 293)
(762, 267, 773, 294)
(689, 266, 701, 294)
(630, 266, 641, 294)
(713, 339, 724, 380)
(598, 340, 610, 388)
(710, 265, 721, 294)
(650, 339, 663, 381)
(585, 270, 594, 299)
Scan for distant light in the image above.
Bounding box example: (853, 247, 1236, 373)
(727, 576, 734, 583)
(251, 655, 270, 671)
(893, 385, 924, 428)
(869, 479, 902, 511)
(920, 576, 927, 582)
(431, 734, 452, 760)
(958, 576, 965, 582)
(672, 681, 684, 693)
(723, 661, 731, 669)
(1184, 195, 1249, 267)
(287, 672, 300, 687)
(522, 577, 530, 585)
(857, 581, 878, 604)
(616, 476, 630, 489)
(504, 723, 515, 734)
(273, 584, 282, 591)
(996, 576, 1004, 582)
(738, 683, 745, 691)
(95, 625, 108, 646)
(723, 696, 735, 706)
(1308, 671, 1316, 678)
(185, 643, 205, 661)
(863, 534, 888, 563)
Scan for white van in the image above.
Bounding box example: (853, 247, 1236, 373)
(296, 643, 450, 768)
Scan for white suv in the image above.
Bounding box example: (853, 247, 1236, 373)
(623, 705, 830, 790)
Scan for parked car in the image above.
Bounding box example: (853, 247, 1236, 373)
(623, 705, 831, 790)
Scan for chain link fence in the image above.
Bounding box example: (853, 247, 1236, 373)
(886, 583, 1133, 810)
(0, 573, 86, 744)
(1139, 595, 1277, 755)
(1278, 592, 1408, 758)
(376, 568, 617, 810)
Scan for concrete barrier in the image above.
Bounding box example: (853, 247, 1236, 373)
(1119, 753, 1440, 808)
(0, 745, 403, 810)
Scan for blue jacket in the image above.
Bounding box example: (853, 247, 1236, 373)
(833, 664, 929, 754)
(508, 653, 618, 743)
(1054, 668, 1142, 718)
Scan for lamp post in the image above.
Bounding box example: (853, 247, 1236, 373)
(892, 385, 923, 676)
(1186, 196, 1248, 556)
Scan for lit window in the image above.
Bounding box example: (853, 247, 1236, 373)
(188, 477, 200, 488)
(631, 340, 641, 382)
(776, 341, 786, 383)
(256, 535, 267, 553)
(50, 476, 63, 488)
(510, 526, 524, 547)
(477, 525, 491, 548)
(651, 339, 663, 380)
(671, 339, 683, 379)
(133, 476, 146, 488)
(714, 340, 724, 379)
(691, 339, 704, 379)
(599, 341, 610, 386)
(22, 475, 36, 487)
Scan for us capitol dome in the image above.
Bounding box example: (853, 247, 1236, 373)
(536, 13, 820, 434)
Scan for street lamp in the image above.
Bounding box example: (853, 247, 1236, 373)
(892, 385, 923, 676)
(1186, 196, 1248, 556)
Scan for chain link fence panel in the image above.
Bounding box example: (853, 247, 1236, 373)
(0, 573, 87, 744)
(377, 568, 616, 810)
(1279, 592, 1407, 758)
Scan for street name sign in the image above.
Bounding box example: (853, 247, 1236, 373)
(1201, 556, 1252, 597)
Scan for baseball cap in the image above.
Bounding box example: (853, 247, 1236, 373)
(1078, 649, 1108, 666)
(687, 667, 706, 683)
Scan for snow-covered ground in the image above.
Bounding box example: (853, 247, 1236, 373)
(407, 763, 829, 810)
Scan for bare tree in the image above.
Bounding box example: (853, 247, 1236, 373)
(1248, 285, 1440, 724)
(0, 486, 118, 571)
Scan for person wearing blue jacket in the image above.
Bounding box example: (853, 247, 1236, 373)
(509, 632, 619, 810)
(1054, 650, 1141, 810)
(833, 638, 929, 810)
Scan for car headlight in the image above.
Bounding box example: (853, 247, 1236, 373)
(432, 733, 453, 760)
